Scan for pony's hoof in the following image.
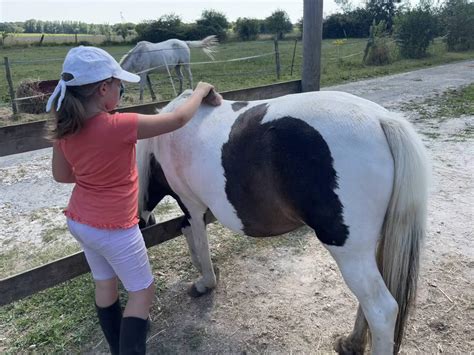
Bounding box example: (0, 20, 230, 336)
(187, 266, 220, 298)
(333, 335, 364, 355)
(187, 284, 213, 298)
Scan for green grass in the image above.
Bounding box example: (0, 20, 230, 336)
(0, 37, 473, 121)
(401, 84, 474, 120)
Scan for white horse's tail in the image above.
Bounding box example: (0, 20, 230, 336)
(186, 35, 219, 60)
(377, 114, 429, 353)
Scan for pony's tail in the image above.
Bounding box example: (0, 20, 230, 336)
(378, 114, 429, 353)
(186, 35, 219, 60)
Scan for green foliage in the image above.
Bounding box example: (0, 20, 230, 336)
(235, 18, 260, 41)
(135, 14, 185, 42)
(366, 0, 401, 32)
(4, 19, 108, 35)
(323, 8, 373, 38)
(112, 23, 136, 41)
(394, 6, 438, 58)
(135, 11, 230, 43)
(265, 9, 293, 40)
(196, 9, 230, 41)
(363, 20, 392, 65)
(441, 0, 474, 51)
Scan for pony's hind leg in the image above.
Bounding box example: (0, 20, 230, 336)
(146, 75, 157, 101)
(326, 244, 398, 355)
(184, 64, 193, 89)
(333, 306, 368, 355)
(174, 65, 184, 94)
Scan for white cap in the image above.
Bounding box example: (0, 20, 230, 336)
(46, 46, 140, 112)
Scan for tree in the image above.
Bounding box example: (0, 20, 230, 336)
(235, 18, 260, 41)
(394, 5, 438, 58)
(0, 23, 16, 46)
(441, 0, 474, 51)
(196, 9, 229, 41)
(265, 9, 293, 40)
(135, 14, 185, 42)
(366, 0, 402, 32)
(335, 0, 354, 13)
(113, 23, 136, 41)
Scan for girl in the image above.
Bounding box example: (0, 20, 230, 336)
(47, 46, 222, 354)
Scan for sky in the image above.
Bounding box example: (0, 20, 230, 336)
(0, 0, 368, 25)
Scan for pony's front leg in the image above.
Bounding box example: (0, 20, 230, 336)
(186, 209, 217, 297)
(182, 224, 202, 273)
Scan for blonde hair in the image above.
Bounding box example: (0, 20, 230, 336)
(49, 73, 112, 140)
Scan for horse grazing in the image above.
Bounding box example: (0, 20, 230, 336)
(137, 90, 429, 354)
(120, 35, 218, 102)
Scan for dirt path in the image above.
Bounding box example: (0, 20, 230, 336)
(1, 60, 473, 353)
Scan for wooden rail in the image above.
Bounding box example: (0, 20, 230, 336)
(0, 80, 301, 157)
(0, 212, 216, 306)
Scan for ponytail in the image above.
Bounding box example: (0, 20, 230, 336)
(48, 74, 111, 140)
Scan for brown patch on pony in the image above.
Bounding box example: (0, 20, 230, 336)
(231, 101, 249, 112)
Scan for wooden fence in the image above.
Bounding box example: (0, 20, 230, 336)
(0, 80, 301, 157)
(0, 80, 302, 306)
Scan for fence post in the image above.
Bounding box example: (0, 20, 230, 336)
(4, 57, 18, 115)
(274, 37, 281, 80)
(290, 39, 298, 76)
(302, 0, 323, 92)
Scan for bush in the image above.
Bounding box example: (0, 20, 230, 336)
(363, 21, 392, 65)
(323, 8, 373, 38)
(442, 0, 474, 51)
(265, 9, 293, 40)
(196, 10, 230, 41)
(135, 14, 186, 42)
(394, 6, 438, 58)
(235, 18, 260, 41)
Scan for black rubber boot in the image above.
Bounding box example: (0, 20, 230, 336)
(119, 317, 149, 355)
(96, 298, 122, 355)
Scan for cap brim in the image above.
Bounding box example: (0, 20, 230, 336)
(115, 69, 140, 83)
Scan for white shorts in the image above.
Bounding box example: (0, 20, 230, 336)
(67, 218, 154, 292)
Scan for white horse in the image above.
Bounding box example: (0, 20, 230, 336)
(137, 90, 430, 354)
(119, 36, 218, 102)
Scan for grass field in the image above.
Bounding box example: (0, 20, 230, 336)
(0, 37, 473, 121)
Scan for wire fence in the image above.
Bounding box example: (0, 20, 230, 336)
(2, 36, 433, 115)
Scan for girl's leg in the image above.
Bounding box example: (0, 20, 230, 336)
(67, 219, 123, 354)
(103, 225, 155, 354)
(123, 282, 155, 319)
(95, 277, 119, 307)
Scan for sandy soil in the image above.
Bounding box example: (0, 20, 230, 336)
(1, 60, 473, 353)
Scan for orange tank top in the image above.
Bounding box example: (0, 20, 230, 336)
(58, 112, 139, 229)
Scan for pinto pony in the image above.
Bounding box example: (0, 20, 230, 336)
(137, 90, 429, 354)
(120, 36, 218, 102)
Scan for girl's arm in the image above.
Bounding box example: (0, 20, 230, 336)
(137, 82, 222, 140)
(52, 143, 76, 183)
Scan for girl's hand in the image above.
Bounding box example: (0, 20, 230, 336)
(194, 82, 215, 98)
(195, 82, 222, 106)
(203, 90, 223, 107)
